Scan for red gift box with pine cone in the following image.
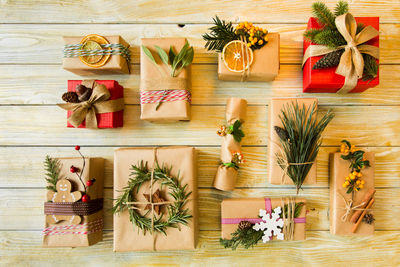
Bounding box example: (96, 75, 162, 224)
(303, 17, 379, 93)
(67, 80, 124, 128)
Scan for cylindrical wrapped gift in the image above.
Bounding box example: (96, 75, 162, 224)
(213, 98, 247, 191)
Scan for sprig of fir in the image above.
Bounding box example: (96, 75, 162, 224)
(275, 102, 334, 194)
(220, 225, 263, 250)
(44, 155, 61, 192)
(280, 202, 305, 219)
(202, 16, 238, 52)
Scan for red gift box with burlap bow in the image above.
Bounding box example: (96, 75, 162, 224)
(303, 15, 379, 93)
(63, 80, 124, 128)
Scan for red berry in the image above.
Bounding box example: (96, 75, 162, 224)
(86, 180, 93, 187)
(70, 166, 77, 173)
(75, 145, 80, 151)
(82, 194, 90, 202)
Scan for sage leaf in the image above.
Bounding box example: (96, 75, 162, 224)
(141, 45, 157, 65)
(172, 41, 190, 74)
(169, 46, 176, 64)
(155, 45, 169, 66)
(181, 46, 194, 68)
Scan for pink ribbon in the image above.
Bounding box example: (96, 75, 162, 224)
(221, 198, 306, 224)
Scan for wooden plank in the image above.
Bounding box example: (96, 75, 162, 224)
(1, 64, 400, 105)
(0, 0, 399, 23)
(0, 105, 399, 146)
(0, 23, 398, 65)
(0, 231, 399, 266)
(0, 146, 398, 188)
(1, 188, 399, 231)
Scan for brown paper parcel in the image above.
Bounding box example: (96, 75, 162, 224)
(113, 146, 198, 251)
(43, 157, 105, 247)
(63, 35, 130, 75)
(218, 33, 280, 82)
(329, 152, 375, 235)
(140, 38, 191, 122)
(213, 98, 247, 191)
(268, 98, 317, 185)
(221, 198, 306, 240)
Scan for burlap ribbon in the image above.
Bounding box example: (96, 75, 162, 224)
(57, 80, 124, 128)
(302, 13, 379, 93)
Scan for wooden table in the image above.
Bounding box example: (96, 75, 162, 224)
(0, 1, 399, 266)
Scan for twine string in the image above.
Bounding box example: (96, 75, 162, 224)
(63, 43, 131, 64)
(338, 192, 370, 222)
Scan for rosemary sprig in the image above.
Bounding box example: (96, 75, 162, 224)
(44, 155, 61, 192)
(220, 225, 263, 250)
(275, 102, 334, 193)
(112, 160, 192, 235)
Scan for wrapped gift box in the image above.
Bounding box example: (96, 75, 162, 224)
(268, 98, 317, 185)
(66, 80, 124, 128)
(221, 198, 306, 241)
(140, 38, 191, 122)
(43, 157, 104, 247)
(303, 17, 379, 93)
(218, 33, 280, 82)
(113, 146, 198, 251)
(329, 152, 375, 235)
(63, 35, 130, 75)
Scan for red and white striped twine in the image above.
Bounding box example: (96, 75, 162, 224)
(140, 89, 191, 104)
(43, 218, 103, 236)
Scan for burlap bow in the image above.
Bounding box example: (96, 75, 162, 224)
(57, 80, 124, 128)
(302, 13, 379, 93)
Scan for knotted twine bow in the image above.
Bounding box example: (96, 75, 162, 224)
(57, 80, 124, 128)
(338, 192, 370, 222)
(302, 13, 379, 94)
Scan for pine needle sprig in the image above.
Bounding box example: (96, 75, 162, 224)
(276, 102, 334, 194)
(334, 1, 349, 16)
(44, 155, 61, 192)
(112, 160, 192, 235)
(202, 16, 238, 52)
(312, 29, 346, 48)
(303, 28, 323, 43)
(312, 2, 336, 29)
(362, 54, 378, 82)
(220, 225, 263, 250)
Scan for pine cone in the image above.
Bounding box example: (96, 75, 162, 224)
(362, 213, 375, 225)
(62, 92, 79, 103)
(238, 221, 253, 230)
(76, 84, 93, 102)
(274, 126, 289, 141)
(312, 49, 344, 70)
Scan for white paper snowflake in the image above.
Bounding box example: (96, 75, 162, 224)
(253, 207, 284, 242)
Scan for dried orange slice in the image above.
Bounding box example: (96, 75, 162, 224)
(222, 40, 253, 72)
(79, 34, 111, 68)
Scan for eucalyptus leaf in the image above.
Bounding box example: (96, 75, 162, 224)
(141, 45, 157, 65)
(181, 47, 194, 68)
(172, 41, 190, 73)
(155, 45, 169, 66)
(169, 46, 176, 64)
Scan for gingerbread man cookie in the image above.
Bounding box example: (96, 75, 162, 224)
(46, 179, 82, 225)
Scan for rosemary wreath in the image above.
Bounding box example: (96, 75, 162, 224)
(112, 160, 192, 235)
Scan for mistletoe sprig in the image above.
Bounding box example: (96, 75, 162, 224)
(275, 101, 334, 194)
(304, 1, 378, 81)
(142, 41, 194, 77)
(220, 202, 305, 250)
(112, 160, 192, 235)
(217, 120, 245, 143)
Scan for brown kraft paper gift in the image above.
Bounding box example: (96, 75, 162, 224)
(113, 146, 198, 251)
(268, 98, 317, 185)
(63, 35, 130, 75)
(330, 152, 375, 235)
(214, 98, 247, 191)
(43, 157, 104, 247)
(218, 33, 280, 82)
(140, 38, 191, 122)
(221, 198, 306, 240)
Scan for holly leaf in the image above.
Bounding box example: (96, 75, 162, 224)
(155, 46, 169, 66)
(141, 45, 157, 65)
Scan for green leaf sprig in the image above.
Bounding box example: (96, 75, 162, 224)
(142, 41, 194, 77)
(44, 155, 61, 192)
(227, 120, 245, 143)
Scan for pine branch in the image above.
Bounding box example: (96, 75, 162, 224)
(334, 1, 349, 16)
(202, 16, 238, 52)
(362, 54, 378, 82)
(280, 202, 305, 219)
(220, 226, 263, 250)
(44, 155, 61, 192)
(313, 29, 346, 48)
(312, 2, 336, 29)
(303, 28, 323, 42)
(276, 102, 334, 193)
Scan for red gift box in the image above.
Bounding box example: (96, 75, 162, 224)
(67, 80, 124, 128)
(303, 17, 379, 93)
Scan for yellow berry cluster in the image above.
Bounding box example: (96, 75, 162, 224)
(217, 125, 227, 136)
(236, 22, 268, 49)
(342, 170, 365, 191)
(340, 143, 357, 154)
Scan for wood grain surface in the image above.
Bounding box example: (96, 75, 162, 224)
(0, 0, 399, 266)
